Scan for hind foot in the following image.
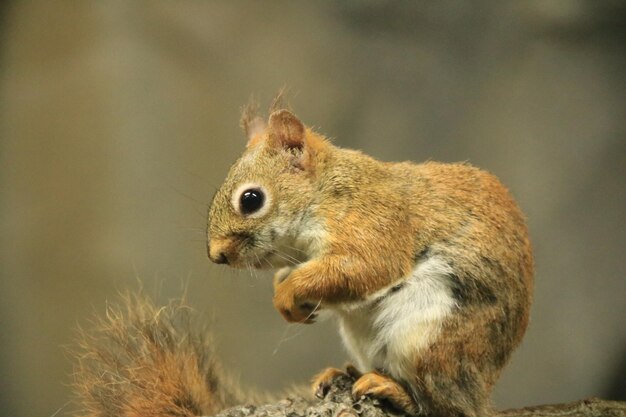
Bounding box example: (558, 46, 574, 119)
(352, 371, 418, 415)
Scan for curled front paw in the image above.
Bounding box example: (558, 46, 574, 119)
(312, 364, 361, 399)
(312, 367, 347, 399)
(272, 281, 319, 324)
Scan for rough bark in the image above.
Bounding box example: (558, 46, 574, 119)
(212, 376, 625, 417)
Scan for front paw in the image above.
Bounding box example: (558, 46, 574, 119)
(312, 364, 361, 399)
(273, 282, 318, 324)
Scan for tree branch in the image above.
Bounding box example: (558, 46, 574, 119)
(213, 376, 625, 417)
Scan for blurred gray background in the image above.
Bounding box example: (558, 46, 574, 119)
(1, 1, 624, 416)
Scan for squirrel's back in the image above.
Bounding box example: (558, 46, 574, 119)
(310, 143, 532, 304)
(310, 146, 533, 415)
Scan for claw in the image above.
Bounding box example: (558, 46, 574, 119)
(315, 382, 329, 399)
(299, 302, 320, 324)
(311, 367, 348, 399)
(346, 364, 362, 379)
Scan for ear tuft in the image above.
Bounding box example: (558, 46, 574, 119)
(241, 98, 267, 146)
(269, 88, 287, 114)
(267, 110, 305, 150)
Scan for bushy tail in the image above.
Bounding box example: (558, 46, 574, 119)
(71, 292, 244, 417)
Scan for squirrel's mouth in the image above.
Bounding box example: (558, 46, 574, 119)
(243, 249, 298, 270)
(236, 246, 306, 271)
(220, 234, 308, 270)
(249, 252, 274, 269)
(230, 247, 281, 270)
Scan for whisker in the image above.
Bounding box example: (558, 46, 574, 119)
(250, 255, 263, 280)
(301, 298, 323, 324)
(272, 323, 307, 355)
(252, 243, 301, 266)
(280, 243, 307, 255)
(268, 250, 299, 266)
(247, 264, 259, 281)
(263, 257, 275, 269)
(48, 401, 71, 417)
(275, 249, 302, 265)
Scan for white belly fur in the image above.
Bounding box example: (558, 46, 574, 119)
(331, 256, 456, 382)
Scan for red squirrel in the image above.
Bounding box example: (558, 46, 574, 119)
(205, 103, 534, 416)
(71, 102, 533, 417)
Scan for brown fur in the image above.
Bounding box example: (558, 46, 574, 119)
(207, 105, 534, 416)
(71, 292, 245, 417)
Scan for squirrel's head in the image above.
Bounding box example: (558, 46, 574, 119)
(207, 109, 326, 269)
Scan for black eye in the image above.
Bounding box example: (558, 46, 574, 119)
(239, 188, 265, 215)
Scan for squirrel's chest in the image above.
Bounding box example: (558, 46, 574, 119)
(332, 256, 457, 380)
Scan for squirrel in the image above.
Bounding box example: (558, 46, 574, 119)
(205, 101, 534, 417)
(71, 101, 533, 417)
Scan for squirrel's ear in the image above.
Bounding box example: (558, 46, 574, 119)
(267, 110, 306, 151)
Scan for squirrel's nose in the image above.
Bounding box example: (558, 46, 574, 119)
(213, 252, 229, 265)
(208, 241, 230, 265)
